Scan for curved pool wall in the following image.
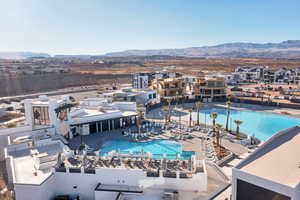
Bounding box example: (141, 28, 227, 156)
(100, 140, 195, 160)
(193, 108, 300, 141)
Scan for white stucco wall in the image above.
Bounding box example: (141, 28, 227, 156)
(95, 191, 118, 200)
(14, 175, 56, 200)
(13, 167, 207, 200)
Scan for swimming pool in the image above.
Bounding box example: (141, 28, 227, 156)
(193, 108, 300, 141)
(100, 140, 195, 160)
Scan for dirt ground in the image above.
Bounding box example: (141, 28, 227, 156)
(2, 57, 300, 97)
(70, 57, 300, 75)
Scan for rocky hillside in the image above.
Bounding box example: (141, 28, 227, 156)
(103, 40, 300, 58)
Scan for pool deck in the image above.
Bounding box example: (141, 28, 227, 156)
(67, 103, 263, 200)
(68, 127, 209, 159)
(68, 102, 254, 160)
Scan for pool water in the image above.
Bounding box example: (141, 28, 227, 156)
(100, 140, 195, 160)
(193, 108, 300, 141)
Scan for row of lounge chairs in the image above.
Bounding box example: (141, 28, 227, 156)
(204, 139, 218, 163)
(123, 129, 163, 141)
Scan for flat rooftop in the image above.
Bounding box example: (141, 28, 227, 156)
(9, 141, 62, 185)
(13, 156, 52, 185)
(238, 126, 300, 187)
(72, 109, 137, 118)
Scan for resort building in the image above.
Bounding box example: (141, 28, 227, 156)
(0, 104, 9, 117)
(234, 66, 265, 83)
(132, 71, 182, 89)
(4, 131, 221, 200)
(0, 96, 231, 200)
(232, 66, 300, 84)
(23, 95, 138, 139)
(132, 72, 151, 89)
(101, 87, 160, 106)
(232, 126, 300, 200)
(192, 76, 226, 102)
(0, 92, 232, 200)
(150, 77, 186, 99)
(291, 67, 300, 84)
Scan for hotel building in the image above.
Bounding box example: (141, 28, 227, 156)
(150, 78, 186, 99)
(192, 76, 226, 102)
(0, 94, 230, 200)
(132, 72, 182, 89)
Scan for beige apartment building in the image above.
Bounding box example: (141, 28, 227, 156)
(151, 77, 186, 99)
(192, 76, 226, 101)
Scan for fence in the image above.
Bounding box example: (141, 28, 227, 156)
(232, 98, 300, 109)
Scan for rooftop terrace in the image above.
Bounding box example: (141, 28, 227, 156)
(59, 154, 204, 179)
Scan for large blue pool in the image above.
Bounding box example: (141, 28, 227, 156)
(193, 108, 300, 141)
(100, 140, 195, 160)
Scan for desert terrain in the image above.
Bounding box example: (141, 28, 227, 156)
(1, 57, 300, 97)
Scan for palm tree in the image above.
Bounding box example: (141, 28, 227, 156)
(234, 120, 243, 139)
(188, 109, 193, 127)
(225, 100, 232, 131)
(166, 98, 172, 122)
(162, 106, 169, 125)
(175, 91, 180, 108)
(210, 112, 218, 132)
(259, 91, 265, 103)
(136, 104, 145, 134)
(215, 123, 223, 148)
(195, 101, 203, 125)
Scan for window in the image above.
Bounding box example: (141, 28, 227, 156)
(33, 106, 50, 126)
(207, 81, 214, 87)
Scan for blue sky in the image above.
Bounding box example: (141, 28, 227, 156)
(0, 0, 300, 55)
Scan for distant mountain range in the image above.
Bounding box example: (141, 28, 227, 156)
(0, 52, 50, 59)
(103, 40, 300, 58)
(2, 40, 300, 59)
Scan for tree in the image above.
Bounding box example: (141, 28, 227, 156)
(188, 109, 193, 127)
(195, 101, 203, 125)
(136, 104, 145, 134)
(166, 98, 173, 122)
(225, 100, 231, 131)
(162, 106, 169, 125)
(215, 123, 223, 148)
(210, 112, 218, 132)
(234, 120, 243, 139)
(175, 91, 180, 108)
